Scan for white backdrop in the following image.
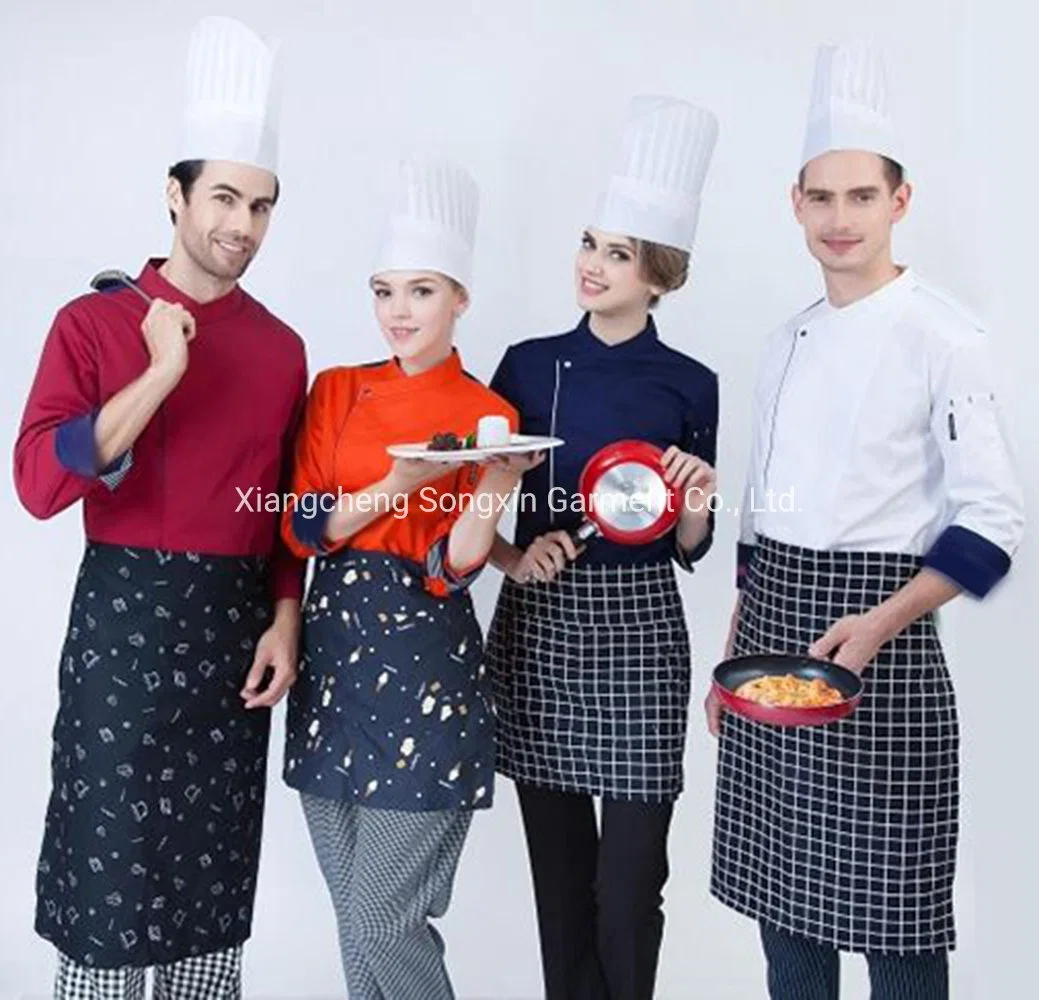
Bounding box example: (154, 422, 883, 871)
(2, 2, 1035, 998)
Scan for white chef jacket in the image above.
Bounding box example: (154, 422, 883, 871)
(737, 267, 1024, 597)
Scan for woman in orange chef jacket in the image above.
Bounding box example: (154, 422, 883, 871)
(279, 158, 540, 1000)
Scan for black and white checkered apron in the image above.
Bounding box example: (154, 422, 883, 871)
(710, 534, 959, 954)
(487, 560, 691, 803)
(35, 543, 272, 969)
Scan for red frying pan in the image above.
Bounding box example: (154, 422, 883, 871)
(568, 440, 680, 546)
(712, 653, 863, 727)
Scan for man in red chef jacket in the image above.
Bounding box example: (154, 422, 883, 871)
(12, 17, 307, 999)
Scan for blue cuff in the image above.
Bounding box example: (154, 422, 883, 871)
(55, 411, 133, 490)
(674, 517, 713, 572)
(291, 493, 338, 553)
(736, 542, 756, 590)
(55, 413, 97, 477)
(426, 536, 483, 594)
(922, 525, 1011, 598)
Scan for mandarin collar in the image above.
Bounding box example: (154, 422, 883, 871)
(136, 258, 246, 324)
(569, 311, 660, 358)
(359, 348, 466, 399)
(816, 266, 916, 327)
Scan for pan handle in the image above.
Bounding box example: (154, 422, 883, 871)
(568, 519, 599, 545)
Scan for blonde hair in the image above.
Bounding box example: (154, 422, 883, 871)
(636, 240, 690, 309)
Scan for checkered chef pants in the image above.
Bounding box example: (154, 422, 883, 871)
(53, 946, 241, 999)
(300, 793, 472, 1000)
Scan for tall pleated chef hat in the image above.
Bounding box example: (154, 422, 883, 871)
(371, 158, 480, 292)
(176, 16, 282, 173)
(591, 95, 719, 251)
(800, 41, 903, 170)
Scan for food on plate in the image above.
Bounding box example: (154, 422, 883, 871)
(428, 430, 476, 452)
(733, 673, 844, 708)
(428, 415, 512, 452)
(476, 414, 511, 447)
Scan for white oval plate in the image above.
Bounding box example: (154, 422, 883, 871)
(386, 434, 565, 462)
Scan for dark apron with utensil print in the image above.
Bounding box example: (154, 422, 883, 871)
(35, 543, 272, 969)
(283, 549, 494, 813)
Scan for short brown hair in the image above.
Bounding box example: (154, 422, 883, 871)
(880, 156, 906, 191)
(797, 154, 905, 193)
(167, 159, 281, 226)
(636, 240, 690, 309)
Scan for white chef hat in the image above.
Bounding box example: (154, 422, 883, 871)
(371, 158, 480, 291)
(175, 16, 282, 174)
(591, 95, 719, 251)
(800, 41, 903, 170)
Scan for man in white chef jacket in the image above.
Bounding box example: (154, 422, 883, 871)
(705, 41, 1025, 1000)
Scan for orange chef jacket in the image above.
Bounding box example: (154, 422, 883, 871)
(282, 349, 519, 594)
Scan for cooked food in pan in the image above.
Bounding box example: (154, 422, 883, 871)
(733, 673, 844, 708)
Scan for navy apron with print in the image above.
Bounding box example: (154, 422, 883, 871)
(283, 549, 494, 812)
(35, 543, 273, 969)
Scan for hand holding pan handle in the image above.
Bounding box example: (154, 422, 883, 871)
(568, 440, 681, 547)
(89, 269, 196, 367)
(520, 440, 679, 585)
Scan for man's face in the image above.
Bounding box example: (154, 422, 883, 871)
(792, 151, 910, 276)
(167, 161, 277, 281)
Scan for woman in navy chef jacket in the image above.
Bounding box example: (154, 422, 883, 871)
(486, 96, 721, 1000)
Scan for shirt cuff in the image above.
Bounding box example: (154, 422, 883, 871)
(674, 521, 713, 572)
(55, 411, 133, 490)
(424, 536, 484, 596)
(290, 493, 338, 554)
(922, 525, 1012, 598)
(736, 542, 756, 590)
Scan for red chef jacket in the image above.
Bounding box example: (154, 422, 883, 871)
(13, 259, 307, 601)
